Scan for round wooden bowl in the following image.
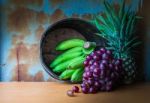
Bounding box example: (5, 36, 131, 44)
(40, 18, 106, 82)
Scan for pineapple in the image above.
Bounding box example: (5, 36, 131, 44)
(91, 0, 141, 84)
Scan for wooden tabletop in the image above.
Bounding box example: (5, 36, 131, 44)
(0, 82, 150, 103)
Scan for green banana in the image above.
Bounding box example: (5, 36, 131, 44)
(71, 68, 84, 82)
(61, 46, 83, 54)
(50, 52, 82, 68)
(59, 69, 75, 80)
(53, 61, 70, 73)
(53, 56, 85, 73)
(56, 39, 85, 50)
(68, 56, 85, 69)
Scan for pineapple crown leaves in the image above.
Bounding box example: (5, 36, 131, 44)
(91, 0, 142, 58)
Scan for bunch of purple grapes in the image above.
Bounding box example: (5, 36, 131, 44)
(81, 48, 124, 93)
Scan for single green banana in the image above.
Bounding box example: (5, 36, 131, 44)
(68, 56, 85, 69)
(50, 52, 82, 68)
(53, 56, 85, 73)
(60, 46, 83, 54)
(59, 69, 75, 80)
(53, 60, 71, 73)
(71, 68, 84, 82)
(56, 39, 85, 50)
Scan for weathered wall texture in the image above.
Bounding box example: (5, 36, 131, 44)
(1, 0, 149, 82)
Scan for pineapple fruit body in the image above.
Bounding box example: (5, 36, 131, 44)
(122, 57, 137, 84)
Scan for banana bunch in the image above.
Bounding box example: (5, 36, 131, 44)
(50, 39, 96, 83)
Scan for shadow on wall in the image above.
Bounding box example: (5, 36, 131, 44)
(141, 0, 150, 81)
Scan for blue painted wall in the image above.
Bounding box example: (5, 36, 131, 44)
(1, 0, 148, 82)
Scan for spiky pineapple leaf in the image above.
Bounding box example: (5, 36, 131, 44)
(123, 36, 138, 51)
(129, 16, 136, 38)
(96, 15, 115, 33)
(119, 0, 125, 19)
(96, 15, 107, 26)
(125, 41, 141, 54)
(95, 33, 108, 40)
(120, 12, 127, 40)
(125, 14, 134, 37)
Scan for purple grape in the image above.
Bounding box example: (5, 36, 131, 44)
(86, 55, 92, 61)
(90, 52, 95, 57)
(93, 62, 98, 67)
(81, 83, 86, 88)
(85, 67, 90, 72)
(100, 63, 106, 70)
(81, 82, 88, 88)
(109, 64, 114, 69)
(83, 73, 88, 80)
(94, 81, 100, 87)
(89, 87, 97, 93)
(101, 60, 109, 66)
(115, 66, 119, 71)
(96, 50, 102, 55)
(106, 50, 112, 55)
(87, 79, 94, 86)
(102, 53, 109, 60)
(99, 80, 105, 85)
(107, 81, 112, 86)
(93, 54, 98, 60)
(86, 71, 93, 78)
(82, 87, 89, 94)
(106, 85, 112, 91)
(67, 90, 74, 96)
(89, 60, 94, 65)
(93, 68, 100, 75)
(115, 59, 122, 66)
(100, 48, 106, 53)
(72, 86, 79, 93)
(111, 72, 115, 79)
(90, 65, 95, 71)
(84, 61, 89, 66)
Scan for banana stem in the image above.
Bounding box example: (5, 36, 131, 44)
(84, 42, 96, 49)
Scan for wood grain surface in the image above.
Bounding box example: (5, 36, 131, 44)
(0, 82, 150, 103)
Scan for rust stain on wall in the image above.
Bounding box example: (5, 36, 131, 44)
(34, 71, 44, 81)
(50, 0, 65, 7)
(11, 64, 45, 81)
(50, 9, 66, 23)
(11, 34, 24, 45)
(35, 25, 45, 41)
(37, 11, 49, 25)
(82, 14, 92, 20)
(7, 7, 36, 34)
(11, 64, 30, 81)
(10, 0, 43, 7)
